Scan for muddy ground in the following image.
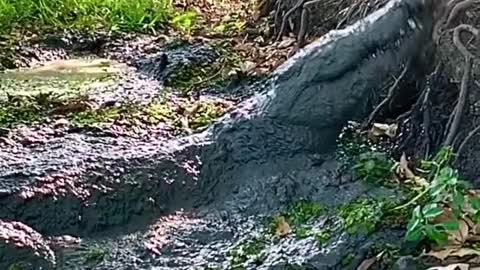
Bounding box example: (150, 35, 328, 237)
(1, 0, 480, 270)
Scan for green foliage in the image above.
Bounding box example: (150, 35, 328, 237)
(228, 236, 268, 267)
(8, 263, 25, 270)
(84, 247, 108, 264)
(285, 200, 324, 226)
(171, 10, 198, 32)
(353, 151, 394, 184)
(0, 0, 180, 34)
(403, 147, 477, 246)
(339, 198, 390, 234)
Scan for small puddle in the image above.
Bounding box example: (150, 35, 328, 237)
(0, 58, 129, 80)
(0, 58, 131, 100)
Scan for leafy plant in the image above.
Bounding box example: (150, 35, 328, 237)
(402, 147, 478, 246)
(406, 203, 457, 245)
(353, 151, 394, 184)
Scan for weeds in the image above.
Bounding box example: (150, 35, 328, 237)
(339, 198, 390, 235)
(402, 147, 475, 245)
(0, 0, 196, 34)
(353, 151, 394, 184)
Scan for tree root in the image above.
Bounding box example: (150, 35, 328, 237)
(455, 124, 480, 162)
(363, 64, 409, 128)
(433, 0, 479, 43)
(443, 24, 478, 146)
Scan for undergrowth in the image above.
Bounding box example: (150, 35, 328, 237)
(0, 0, 197, 34)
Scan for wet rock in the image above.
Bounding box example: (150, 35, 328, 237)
(393, 256, 419, 270)
(0, 220, 55, 269)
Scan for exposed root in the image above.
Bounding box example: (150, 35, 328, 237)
(433, 0, 479, 43)
(273, 0, 386, 48)
(443, 24, 478, 146)
(363, 64, 409, 128)
(276, 0, 305, 42)
(456, 124, 480, 162)
(295, 0, 322, 51)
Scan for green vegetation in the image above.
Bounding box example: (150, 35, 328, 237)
(353, 151, 394, 184)
(84, 246, 108, 264)
(403, 147, 475, 245)
(339, 198, 391, 234)
(8, 263, 25, 270)
(228, 236, 268, 268)
(0, 0, 199, 34)
(165, 44, 247, 93)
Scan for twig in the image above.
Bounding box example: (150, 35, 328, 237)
(363, 64, 409, 128)
(443, 24, 477, 146)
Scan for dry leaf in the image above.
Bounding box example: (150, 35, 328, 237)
(427, 264, 469, 270)
(449, 219, 469, 245)
(370, 123, 398, 138)
(450, 248, 480, 258)
(275, 216, 291, 237)
(356, 251, 384, 270)
(399, 153, 416, 179)
(276, 38, 295, 49)
(424, 245, 462, 261)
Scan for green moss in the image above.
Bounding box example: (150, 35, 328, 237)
(228, 236, 268, 268)
(165, 45, 245, 93)
(338, 198, 390, 235)
(285, 200, 324, 226)
(314, 229, 332, 245)
(8, 263, 25, 270)
(340, 253, 356, 267)
(84, 247, 107, 264)
(189, 101, 229, 130)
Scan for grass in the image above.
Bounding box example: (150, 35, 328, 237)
(0, 0, 195, 34)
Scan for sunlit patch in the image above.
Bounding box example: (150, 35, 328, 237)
(144, 211, 203, 255)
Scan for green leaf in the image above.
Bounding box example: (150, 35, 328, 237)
(471, 198, 480, 210)
(425, 225, 448, 245)
(429, 184, 446, 199)
(437, 220, 459, 231)
(407, 216, 421, 232)
(422, 204, 443, 219)
(406, 227, 424, 242)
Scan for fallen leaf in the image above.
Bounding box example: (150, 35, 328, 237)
(423, 245, 462, 261)
(449, 219, 469, 245)
(356, 251, 385, 270)
(370, 123, 398, 138)
(275, 216, 291, 237)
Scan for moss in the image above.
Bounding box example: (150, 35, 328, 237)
(228, 236, 268, 268)
(269, 200, 325, 241)
(165, 44, 245, 93)
(189, 101, 229, 130)
(340, 253, 356, 267)
(338, 198, 391, 235)
(84, 247, 107, 264)
(8, 263, 25, 270)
